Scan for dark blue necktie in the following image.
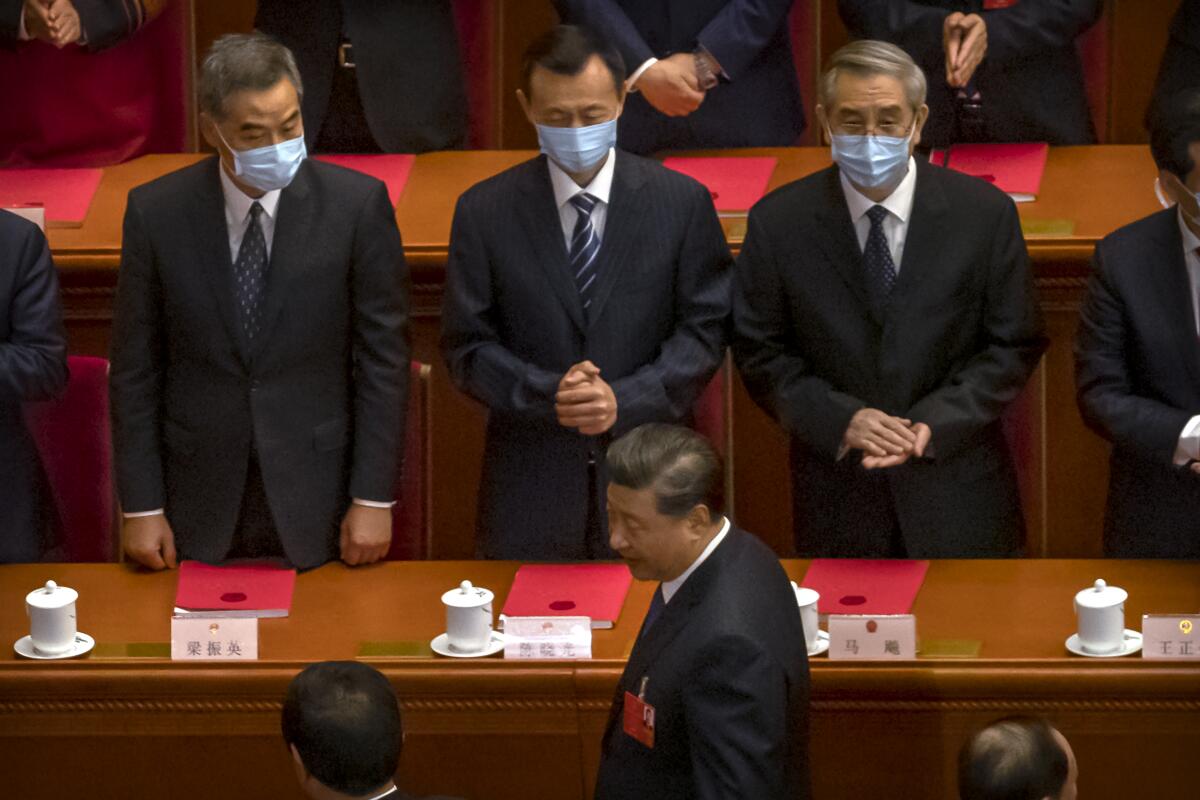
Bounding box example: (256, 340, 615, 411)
(864, 204, 898, 300)
(568, 192, 601, 314)
(234, 201, 268, 341)
(639, 584, 665, 640)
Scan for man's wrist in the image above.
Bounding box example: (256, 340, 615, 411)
(626, 57, 659, 92)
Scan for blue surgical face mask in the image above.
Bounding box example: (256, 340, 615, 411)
(217, 127, 307, 192)
(829, 129, 912, 190)
(536, 118, 617, 174)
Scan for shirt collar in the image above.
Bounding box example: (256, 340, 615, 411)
(840, 155, 918, 225)
(548, 148, 617, 210)
(1177, 207, 1200, 255)
(661, 517, 731, 604)
(218, 162, 282, 225)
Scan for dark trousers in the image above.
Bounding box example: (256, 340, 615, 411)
(225, 450, 287, 561)
(314, 61, 382, 154)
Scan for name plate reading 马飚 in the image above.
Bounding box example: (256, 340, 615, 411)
(828, 615, 917, 660)
(503, 616, 592, 660)
(1142, 615, 1200, 660)
(171, 616, 258, 661)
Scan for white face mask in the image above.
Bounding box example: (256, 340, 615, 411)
(215, 125, 307, 193)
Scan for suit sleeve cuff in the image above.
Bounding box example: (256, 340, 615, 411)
(123, 508, 164, 518)
(353, 498, 397, 509)
(1173, 415, 1200, 466)
(626, 57, 658, 91)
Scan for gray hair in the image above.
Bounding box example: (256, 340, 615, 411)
(820, 39, 927, 112)
(606, 424, 724, 519)
(199, 33, 303, 119)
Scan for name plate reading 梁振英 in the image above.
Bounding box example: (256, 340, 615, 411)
(1142, 615, 1200, 660)
(503, 616, 592, 659)
(171, 616, 258, 661)
(828, 614, 917, 660)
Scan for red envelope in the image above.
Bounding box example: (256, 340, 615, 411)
(313, 154, 416, 205)
(799, 559, 930, 615)
(502, 564, 632, 629)
(661, 156, 777, 212)
(0, 168, 102, 223)
(941, 142, 1048, 202)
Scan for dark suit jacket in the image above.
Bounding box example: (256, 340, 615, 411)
(440, 153, 731, 559)
(0, 210, 67, 562)
(1148, 0, 1200, 128)
(1075, 208, 1200, 558)
(594, 526, 810, 800)
(838, 0, 1101, 148)
(109, 158, 409, 570)
(733, 160, 1047, 557)
(255, 0, 467, 153)
(554, 0, 805, 154)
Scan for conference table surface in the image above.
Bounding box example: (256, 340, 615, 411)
(1, 558, 1198, 799)
(43, 145, 1161, 273)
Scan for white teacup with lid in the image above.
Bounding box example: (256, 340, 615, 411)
(442, 580, 494, 653)
(26, 580, 78, 656)
(791, 581, 821, 652)
(1073, 578, 1127, 655)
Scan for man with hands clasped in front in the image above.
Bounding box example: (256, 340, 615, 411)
(734, 40, 1046, 558)
(441, 26, 730, 560)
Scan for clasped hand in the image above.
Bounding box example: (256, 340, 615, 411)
(23, 0, 82, 48)
(844, 408, 932, 470)
(555, 360, 617, 436)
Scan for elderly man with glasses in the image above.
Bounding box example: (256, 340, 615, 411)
(733, 40, 1047, 559)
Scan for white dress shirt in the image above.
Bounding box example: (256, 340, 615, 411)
(548, 148, 616, 249)
(661, 517, 731, 604)
(1173, 209, 1200, 465)
(124, 164, 391, 517)
(220, 165, 281, 262)
(840, 156, 918, 270)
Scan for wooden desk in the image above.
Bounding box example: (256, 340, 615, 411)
(44, 148, 1162, 560)
(2, 559, 1198, 799)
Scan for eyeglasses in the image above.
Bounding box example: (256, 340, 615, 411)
(830, 122, 913, 138)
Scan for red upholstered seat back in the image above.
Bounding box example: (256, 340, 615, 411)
(25, 355, 117, 562)
(693, 363, 728, 457)
(452, 0, 496, 149)
(387, 362, 432, 560)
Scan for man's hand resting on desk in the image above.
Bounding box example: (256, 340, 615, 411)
(122, 514, 177, 570)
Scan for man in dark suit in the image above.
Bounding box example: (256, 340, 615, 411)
(0, 0, 165, 50)
(255, 0, 466, 153)
(0, 209, 67, 562)
(440, 26, 731, 560)
(283, 661, 462, 800)
(838, 0, 1102, 148)
(1075, 90, 1200, 559)
(553, 0, 804, 154)
(595, 424, 809, 800)
(734, 40, 1046, 558)
(110, 33, 408, 571)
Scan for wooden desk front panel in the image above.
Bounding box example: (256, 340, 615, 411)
(50, 148, 1161, 559)
(2, 561, 1198, 799)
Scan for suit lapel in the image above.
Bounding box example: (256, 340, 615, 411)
(813, 167, 883, 327)
(584, 154, 649, 329)
(517, 156, 587, 334)
(193, 159, 247, 364)
(1148, 212, 1200, 387)
(889, 161, 948, 316)
(250, 160, 315, 363)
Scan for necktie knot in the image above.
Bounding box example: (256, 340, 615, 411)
(248, 201, 264, 222)
(569, 192, 599, 216)
(867, 204, 889, 226)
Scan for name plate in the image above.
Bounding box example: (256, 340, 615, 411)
(1142, 615, 1200, 660)
(171, 616, 258, 661)
(828, 615, 917, 660)
(503, 616, 592, 660)
(3, 204, 45, 231)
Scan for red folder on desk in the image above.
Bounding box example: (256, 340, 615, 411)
(313, 154, 415, 205)
(0, 168, 103, 224)
(662, 156, 777, 214)
(502, 564, 632, 629)
(938, 142, 1048, 202)
(799, 559, 929, 615)
(174, 561, 296, 618)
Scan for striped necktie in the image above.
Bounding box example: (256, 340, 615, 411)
(568, 192, 601, 314)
